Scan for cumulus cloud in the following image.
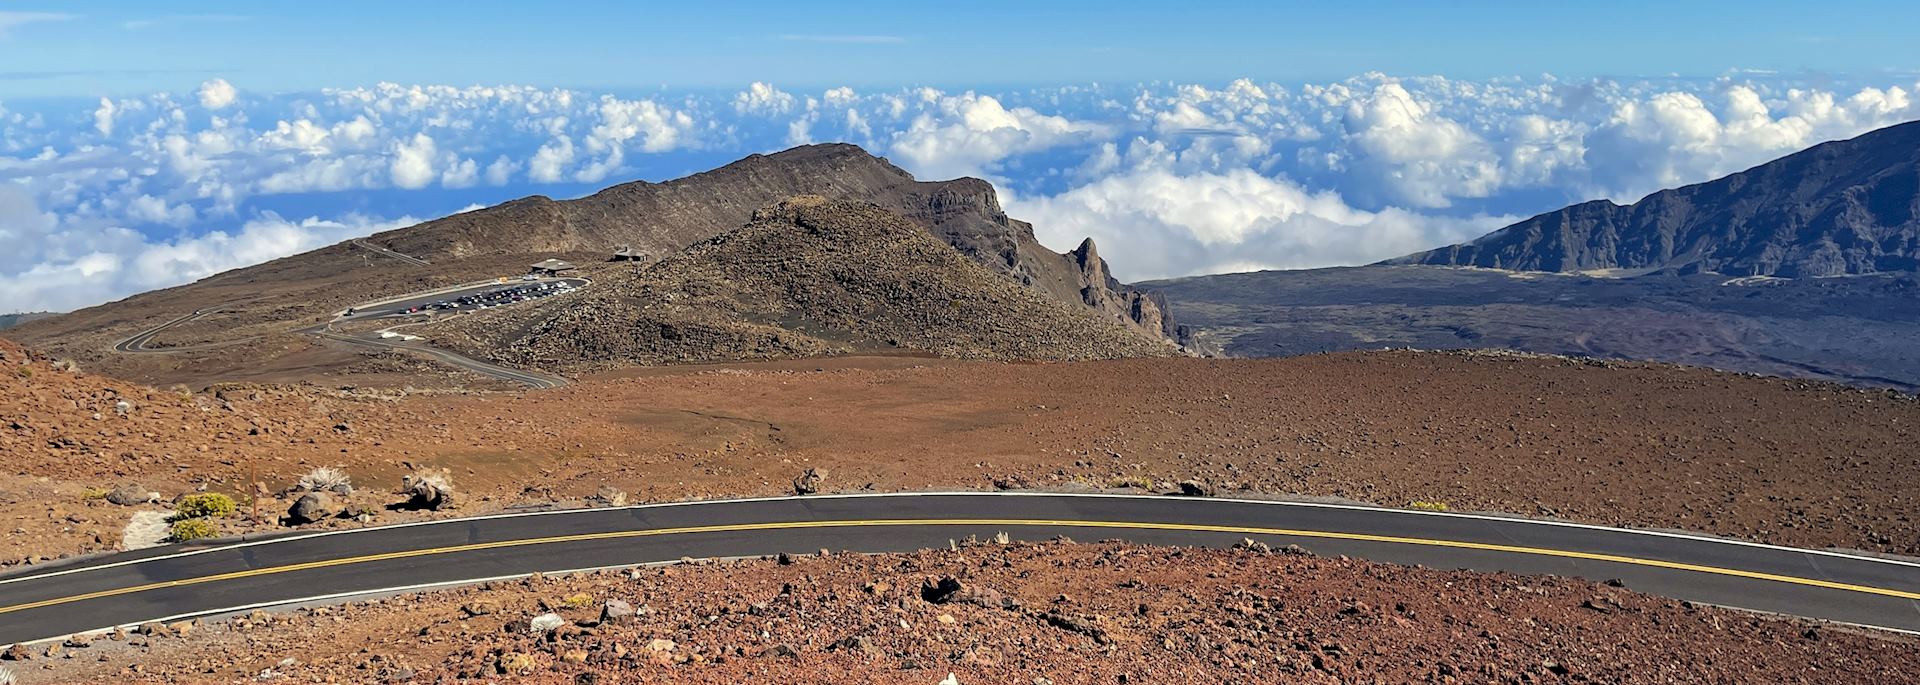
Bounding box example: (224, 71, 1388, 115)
(388, 133, 438, 189)
(6, 73, 1920, 312)
(197, 78, 238, 110)
(0, 184, 419, 312)
(888, 90, 1105, 179)
(1009, 166, 1506, 280)
(734, 82, 797, 116)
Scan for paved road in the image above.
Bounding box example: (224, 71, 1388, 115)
(305, 328, 568, 389)
(351, 238, 429, 266)
(298, 277, 588, 389)
(111, 306, 252, 353)
(1, 493, 1915, 646)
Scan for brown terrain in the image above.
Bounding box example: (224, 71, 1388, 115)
(5, 144, 1172, 387)
(5, 335, 1916, 570)
(21, 541, 1915, 684)
(428, 197, 1174, 371)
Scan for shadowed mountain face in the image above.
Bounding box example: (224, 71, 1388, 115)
(1389, 120, 1920, 277)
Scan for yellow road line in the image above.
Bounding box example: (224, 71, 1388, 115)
(3, 518, 1916, 616)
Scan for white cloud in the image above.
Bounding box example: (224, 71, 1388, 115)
(197, 78, 238, 110)
(441, 157, 479, 188)
(484, 155, 516, 186)
(888, 90, 1105, 179)
(7, 74, 1920, 312)
(0, 184, 421, 312)
(734, 82, 797, 116)
(92, 98, 117, 136)
(528, 136, 575, 183)
(388, 133, 438, 189)
(1009, 167, 1506, 281)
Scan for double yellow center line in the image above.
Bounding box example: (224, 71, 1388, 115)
(3, 518, 1916, 617)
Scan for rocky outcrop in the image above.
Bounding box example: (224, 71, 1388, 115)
(1388, 119, 1920, 277)
(430, 198, 1177, 370)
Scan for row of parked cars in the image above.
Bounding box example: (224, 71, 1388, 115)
(402, 280, 577, 314)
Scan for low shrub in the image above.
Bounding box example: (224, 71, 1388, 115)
(79, 487, 111, 501)
(1108, 475, 1155, 490)
(175, 493, 238, 519)
(1407, 500, 1451, 512)
(168, 517, 217, 542)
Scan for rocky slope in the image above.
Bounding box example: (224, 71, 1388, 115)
(430, 197, 1175, 370)
(1388, 119, 1920, 276)
(365, 143, 1171, 338)
(33, 541, 1917, 684)
(8, 144, 1172, 387)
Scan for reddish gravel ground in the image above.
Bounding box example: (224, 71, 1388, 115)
(3, 342, 1917, 568)
(19, 541, 1916, 684)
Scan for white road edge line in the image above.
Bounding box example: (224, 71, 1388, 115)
(5, 491, 1918, 589)
(15, 555, 1920, 649)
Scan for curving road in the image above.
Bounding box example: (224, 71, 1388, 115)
(304, 327, 568, 389)
(112, 306, 253, 353)
(1, 493, 1916, 646)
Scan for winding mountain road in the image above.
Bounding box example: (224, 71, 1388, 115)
(111, 306, 253, 353)
(1, 493, 1916, 646)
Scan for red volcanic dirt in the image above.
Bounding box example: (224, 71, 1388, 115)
(2, 342, 1916, 570)
(29, 541, 1917, 684)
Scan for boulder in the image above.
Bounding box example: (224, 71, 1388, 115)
(599, 599, 635, 624)
(286, 492, 336, 525)
(105, 486, 157, 506)
(527, 613, 565, 634)
(402, 471, 455, 511)
(792, 467, 824, 495)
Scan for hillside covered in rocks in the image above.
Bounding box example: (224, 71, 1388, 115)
(28, 541, 1915, 684)
(431, 197, 1177, 370)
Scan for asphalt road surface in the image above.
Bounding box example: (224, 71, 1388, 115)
(112, 306, 251, 353)
(1, 493, 1916, 646)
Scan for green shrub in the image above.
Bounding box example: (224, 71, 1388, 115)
(175, 493, 238, 519)
(1108, 475, 1155, 490)
(1407, 500, 1451, 512)
(168, 518, 217, 542)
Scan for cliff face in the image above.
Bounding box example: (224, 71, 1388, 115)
(1389, 120, 1920, 277)
(369, 144, 1177, 340)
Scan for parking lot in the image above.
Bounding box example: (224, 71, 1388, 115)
(339, 277, 590, 321)
(400, 279, 580, 314)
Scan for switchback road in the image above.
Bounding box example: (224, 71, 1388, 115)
(1, 493, 1916, 646)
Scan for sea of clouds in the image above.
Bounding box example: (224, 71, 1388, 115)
(2, 72, 1917, 312)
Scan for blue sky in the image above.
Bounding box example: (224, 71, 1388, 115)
(2, 2, 1919, 313)
(6, 1, 1919, 97)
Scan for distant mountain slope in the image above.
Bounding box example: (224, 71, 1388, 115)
(1389, 120, 1920, 276)
(8, 145, 1173, 385)
(369, 143, 1170, 337)
(431, 197, 1175, 370)
(0, 312, 56, 331)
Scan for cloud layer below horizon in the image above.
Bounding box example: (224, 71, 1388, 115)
(3, 72, 1919, 312)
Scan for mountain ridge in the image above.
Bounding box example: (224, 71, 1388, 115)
(1387, 119, 1920, 276)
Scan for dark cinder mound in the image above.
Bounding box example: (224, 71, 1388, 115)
(1389, 119, 1920, 277)
(434, 198, 1175, 370)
